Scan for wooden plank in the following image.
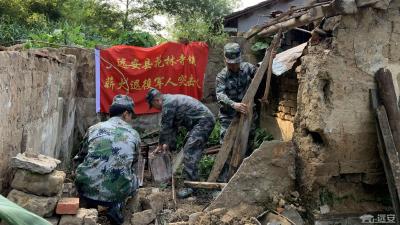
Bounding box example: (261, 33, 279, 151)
(371, 90, 400, 219)
(376, 107, 400, 202)
(172, 150, 184, 174)
(183, 181, 227, 190)
(228, 32, 282, 178)
(376, 68, 400, 155)
(149, 151, 172, 184)
(207, 117, 240, 181)
(136, 153, 145, 187)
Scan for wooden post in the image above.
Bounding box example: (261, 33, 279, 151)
(371, 89, 400, 220)
(228, 32, 282, 178)
(376, 68, 400, 154)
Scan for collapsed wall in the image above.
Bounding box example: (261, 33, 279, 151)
(0, 49, 77, 193)
(294, 0, 400, 213)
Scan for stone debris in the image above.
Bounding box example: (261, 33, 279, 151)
(59, 208, 98, 225)
(62, 182, 78, 197)
(131, 209, 156, 225)
(11, 169, 65, 196)
(46, 217, 60, 225)
(319, 205, 330, 214)
(7, 189, 58, 217)
(56, 198, 80, 215)
(207, 141, 296, 212)
(11, 153, 61, 174)
(281, 206, 305, 225)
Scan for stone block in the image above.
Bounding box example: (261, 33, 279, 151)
(291, 108, 296, 116)
(59, 208, 98, 225)
(56, 198, 80, 215)
(144, 192, 168, 213)
(11, 153, 61, 174)
(131, 209, 156, 225)
(62, 183, 78, 197)
(7, 189, 58, 217)
(207, 141, 296, 212)
(284, 114, 292, 121)
(279, 100, 297, 108)
(11, 169, 65, 196)
(283, 107, 291, 113)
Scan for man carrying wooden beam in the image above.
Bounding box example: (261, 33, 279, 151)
(215, 43, 258, 180)
(216, 43, 258, 146)
(146, 88, 215, 198)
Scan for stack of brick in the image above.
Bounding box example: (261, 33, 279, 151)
(275, 76, 298, 122)
(7, 152, 65, 218)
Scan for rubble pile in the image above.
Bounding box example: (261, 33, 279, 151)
(5, 152, 98, 225)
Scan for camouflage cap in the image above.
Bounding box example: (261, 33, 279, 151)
(146, 88, 162, 108)
(111, 94, 134, 110)
(224, 42, 241, 64)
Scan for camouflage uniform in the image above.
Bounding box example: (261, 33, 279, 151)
(75, 96, 140, 203)
(158, 94, 215, 181)
(216, 62, 257, 143)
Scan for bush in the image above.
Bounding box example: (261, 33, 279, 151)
(252, 127, 273, 149)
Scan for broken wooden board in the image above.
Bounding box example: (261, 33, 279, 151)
(149, 151, 172, 184)
(172, 150, 184, 174)
(183, 181, 227, 190)
(376, 68, 400, 155)
(228, 32, 282, 178)
(136, 153, 146, 187)
(370, 89, 400, 220)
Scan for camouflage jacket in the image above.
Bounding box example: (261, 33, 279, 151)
(216, 62, 257, 116)
(75, 116, 141, 202)
(159, 94, 214, 146)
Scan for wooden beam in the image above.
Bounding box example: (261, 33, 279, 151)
(376, 68, 400, 155)
(184, 181, 227, 189)
(245, 1, 332, 39)
(376, 106, 400, 218)
(370, 89, 400, 218)
(228, 32, 282, 178)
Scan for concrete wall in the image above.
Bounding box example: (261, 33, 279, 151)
(0, 49, 77, 192)
(294, 0, 400, 213)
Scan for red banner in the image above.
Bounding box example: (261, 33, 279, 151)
(98, 42, 209, 114)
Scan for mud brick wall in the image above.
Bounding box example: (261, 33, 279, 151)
(0, 49, 77, 193)
(294, 0, 400, 214)
(275, 76, 298, 122)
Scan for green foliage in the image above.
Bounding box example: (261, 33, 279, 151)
(251, 42, 269, 52)
(170, 14, 228, 45)
(176, 127, 188, 150)
(252, 128, 273, 149)
(198, 155, 215, 180)
(207, 120, 221, 147)
(0, 0, 237, 47)
(116, 31, 157, 47)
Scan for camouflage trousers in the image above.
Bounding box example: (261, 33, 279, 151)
(182, 116, 216, 181)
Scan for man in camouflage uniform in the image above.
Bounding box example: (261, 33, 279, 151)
(74, 94, 140, 225)
(216, 43, 258, 181)
(216, 42, 257, 145)
(146, 88, 215, 198)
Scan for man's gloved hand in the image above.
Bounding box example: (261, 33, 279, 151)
(232, 102, 248, 115)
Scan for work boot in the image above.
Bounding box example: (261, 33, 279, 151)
(177, 188, 193, 199)
(106, 203, 124, 225)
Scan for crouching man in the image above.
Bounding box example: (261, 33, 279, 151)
(146, 88, 215, 198)
(74, 95, 141, 225)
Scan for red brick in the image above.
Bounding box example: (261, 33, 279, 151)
(56, 198, 80, 215)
